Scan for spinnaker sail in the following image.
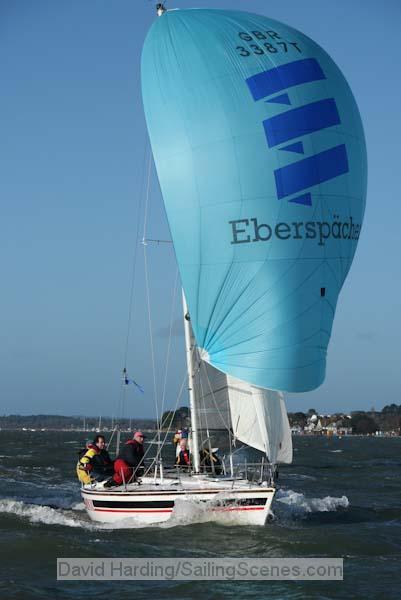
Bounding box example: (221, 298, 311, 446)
(141, 8, 367, 393)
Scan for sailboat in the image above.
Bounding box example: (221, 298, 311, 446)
(81, 293, 292, 525)
(81, 4, 366, 526)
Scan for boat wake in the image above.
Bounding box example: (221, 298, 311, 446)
(0, 499, 93, 529)
(275, 488, 349, 517)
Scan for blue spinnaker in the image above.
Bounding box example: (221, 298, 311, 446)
(141, 9, 367, 392)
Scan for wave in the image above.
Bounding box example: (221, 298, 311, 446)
(330, 450, 343, 453)
(26, 495, 81, 510)
(0, 497, 194, 530)
(0, 474, 78, 494)
(275, 488, 349, 517)
(281, 473, 317, 481)
(0, 499, 95, 529)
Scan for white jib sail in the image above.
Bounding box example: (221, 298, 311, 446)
(195, 356, 293, 464)
(228, 381, 293, 464)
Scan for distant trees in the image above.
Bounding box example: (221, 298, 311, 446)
(350, 414, 378, 435)
(287, 405, 401, 434)
(161, 406, 190, 430)
(291, 412, 307, 428)
(382, 404, 401, 415)
(0, 414, 156, 430)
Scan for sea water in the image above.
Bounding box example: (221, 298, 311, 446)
(0, 430, 400, 599)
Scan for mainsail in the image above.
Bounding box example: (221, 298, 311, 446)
(141, 8, 367, 393)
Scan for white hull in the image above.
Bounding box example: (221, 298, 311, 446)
(81, 475, 275, 526)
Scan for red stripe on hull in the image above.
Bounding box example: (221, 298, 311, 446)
(213, 506, 265, 512)
(92, 506, 265, 514)
(94, 508, 173, 513)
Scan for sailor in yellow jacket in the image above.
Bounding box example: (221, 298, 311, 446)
(76, 442, 99, 484)
(76, 435, 114, 485)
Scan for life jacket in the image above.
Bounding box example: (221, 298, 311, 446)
(78, 447, 89, 460)
(76, 444, 99, 484)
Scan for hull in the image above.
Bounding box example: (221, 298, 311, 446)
(81, 476, 275, 526)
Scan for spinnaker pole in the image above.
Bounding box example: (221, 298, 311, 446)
(182, 291, 200, 473)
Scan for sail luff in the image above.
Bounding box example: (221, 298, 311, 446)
(182, 291, 200, 472)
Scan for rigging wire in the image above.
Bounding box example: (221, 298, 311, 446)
(142, 155, 162, 442)
(142, 362, 190, 479)
(127, 355, 195, 482)
(117, 143, 151, 422)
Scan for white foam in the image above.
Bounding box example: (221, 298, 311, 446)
(159, 495, 256, 528)
(0, 498, 164, 530)
(160, 497, 213, 528)
(330, 450, 343, 453)
(275, 489, 349, 516)
(0, 499, 95, 529)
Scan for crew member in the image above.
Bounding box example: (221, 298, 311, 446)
(105, 431, 145, 487)
(172, 429, 182, 456)
(76, 435, 113, 484)
(176, 438, 191, 468)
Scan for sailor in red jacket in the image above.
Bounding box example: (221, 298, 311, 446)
(105, 431, 145, 487)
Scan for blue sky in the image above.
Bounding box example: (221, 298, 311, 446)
(1, 0, 400, 418)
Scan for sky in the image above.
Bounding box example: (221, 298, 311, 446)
(1, 0, 400, 418)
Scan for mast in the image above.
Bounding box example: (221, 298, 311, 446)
(182, 291, 200, 473)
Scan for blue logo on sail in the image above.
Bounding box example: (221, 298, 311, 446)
(246, 58, 349, 206)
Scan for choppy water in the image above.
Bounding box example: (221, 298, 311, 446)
(0, 431, 400, 599)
